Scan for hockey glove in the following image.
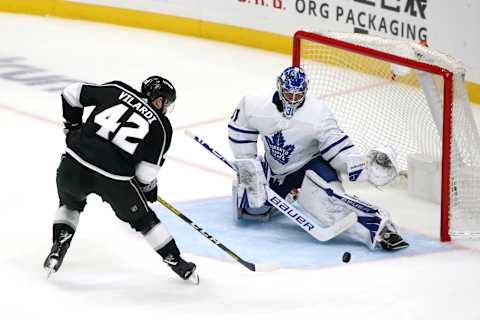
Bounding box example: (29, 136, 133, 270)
(140, 178, 158, 203)
(367, 146, 399, 186)
(345, 153, 368, 182)
(63, 121, 82, 136)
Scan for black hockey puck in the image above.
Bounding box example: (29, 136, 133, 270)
(342, 252, 351, 263)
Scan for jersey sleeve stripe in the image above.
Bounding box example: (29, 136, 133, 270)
(228, 124, 259, 134)
(326, 145, 354, 163)
(320, 135, 349, 155)
(229, 137, 257, 144)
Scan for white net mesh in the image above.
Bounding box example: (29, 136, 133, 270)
(297, 32, 480, 239)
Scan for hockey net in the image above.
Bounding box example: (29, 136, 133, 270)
(292, 31, 480, 241)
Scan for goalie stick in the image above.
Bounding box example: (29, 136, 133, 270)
(185, 130, 357, 242)
(156, 196, 279, 272)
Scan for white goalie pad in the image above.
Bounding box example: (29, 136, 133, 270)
(297, 170, 354, 231)
(367, 146, 400, 186)
(232, 180, 274, 221)
(232, 158, 267, 208)
(298, 170, 396, 249)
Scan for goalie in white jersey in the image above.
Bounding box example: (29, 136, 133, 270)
(228, 66, 409, 251)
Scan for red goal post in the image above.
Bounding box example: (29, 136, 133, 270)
(292, 30, 480, 241)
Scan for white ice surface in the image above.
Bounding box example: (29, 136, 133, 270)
(0, 13, 479, 320)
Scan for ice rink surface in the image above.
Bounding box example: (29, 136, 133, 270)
(0, 13, 479, 320)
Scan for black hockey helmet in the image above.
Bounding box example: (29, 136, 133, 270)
(141, 75, 176, 107)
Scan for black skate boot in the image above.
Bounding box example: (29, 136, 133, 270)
(379, 226, 409, 251)
(43, 229, 73, 277)
(163, 254, 199, 285)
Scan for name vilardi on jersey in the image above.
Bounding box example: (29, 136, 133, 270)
(118, 91, 157, 124)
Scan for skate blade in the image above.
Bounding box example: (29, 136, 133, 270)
(44, 259, 58, 279)
(46, 267, 55, 279)
(188, 271, 200, 285)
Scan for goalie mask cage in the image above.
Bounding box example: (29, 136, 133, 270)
(292, 31, 480, 241)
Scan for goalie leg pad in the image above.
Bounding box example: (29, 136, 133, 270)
(297, 170, 354, 230)
(233, 158, 267, 208)
(232, 180, 275, 221)
(298, 170, 401, 249)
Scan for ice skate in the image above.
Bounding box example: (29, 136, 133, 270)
(43, 230, 73, 277)
(237, 206, 278, 222)
(378, 226, 409, 251)
(163, 255, 199, 285)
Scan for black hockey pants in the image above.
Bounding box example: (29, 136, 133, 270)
(56, 153, 160, 232)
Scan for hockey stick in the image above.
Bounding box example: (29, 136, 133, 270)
(156, 196, 279, 272)
(185, 130, 357, 241)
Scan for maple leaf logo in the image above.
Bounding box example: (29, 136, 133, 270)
(265, 132, 295, 165)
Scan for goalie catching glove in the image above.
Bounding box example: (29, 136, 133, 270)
(367, 146, 399, 186)
(346, 146, 399, 186)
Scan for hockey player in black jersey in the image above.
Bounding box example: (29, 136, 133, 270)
(44, 76, 199, 284)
